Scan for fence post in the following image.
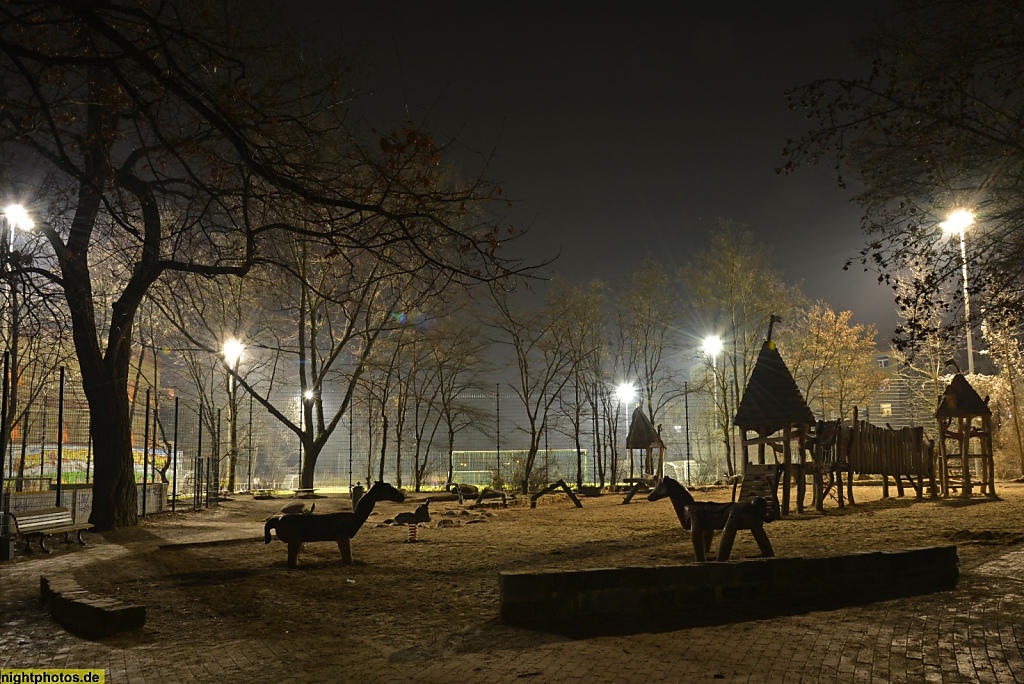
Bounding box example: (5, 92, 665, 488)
(172, 396, 179, 512)
(55, 367, 65, 508)
(197, 403, 204, 510)
(142, 388, 150, 517)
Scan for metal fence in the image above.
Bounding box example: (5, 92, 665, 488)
(2, 377, 722, 511)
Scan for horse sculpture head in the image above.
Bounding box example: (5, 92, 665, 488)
(368, 481, 406, 504)
(647, 476, 696, 505)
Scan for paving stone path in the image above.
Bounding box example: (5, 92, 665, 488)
(2, 527, 1023, 682)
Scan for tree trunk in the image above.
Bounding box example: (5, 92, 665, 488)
(377, 413, 388, 483)
(86, 383, 138, 529)
(300, 440, 318, 490)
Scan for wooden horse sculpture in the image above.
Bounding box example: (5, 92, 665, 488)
(265, 481, 405, 567)
(648, 476, 775, 562)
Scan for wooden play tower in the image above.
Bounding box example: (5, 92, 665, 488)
(626, 406, 666, 482)
(935, 373, 996, 498)
(620, 407, 667, 504)
(733, 323, 815, 517)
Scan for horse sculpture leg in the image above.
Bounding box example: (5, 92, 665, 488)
(751, 523, 775, 558)
(337, 535, 353, 565)
(287, 539, 302, 568)
(688, 508, 707, 562)
(717, 509, 740, 562)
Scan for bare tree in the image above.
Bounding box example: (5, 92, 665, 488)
(616, 261, 687, 426)
(679, 221, 803, 475)
(548, 278, 606, 488)
(487, 283, 575, 493)
(0, 2, 530, 527)
(783, 0, 1024, 351)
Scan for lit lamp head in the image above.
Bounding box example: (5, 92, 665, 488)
(303, 389, 315, 403)
(3, 204, 33, 232)
(940, 209, 974, 236)
(615, 382, 636, 404)
(702, 335, 723, 357)
(223, 338, 245, 367)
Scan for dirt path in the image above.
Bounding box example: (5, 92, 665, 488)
(4, 482, 1024, 682)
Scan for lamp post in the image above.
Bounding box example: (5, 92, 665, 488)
(616, 382, 636, 481)
(702, 335, 723, 404)
(1, 206, 31, 485)
(222, 338, 244, 492)
(703, 335, 724, 476)
(941, 209, 976, 375)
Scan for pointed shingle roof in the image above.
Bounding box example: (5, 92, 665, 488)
(935, 373, 991, 418)
(626, 406, 665, 450)
(733, 340, 815, 432)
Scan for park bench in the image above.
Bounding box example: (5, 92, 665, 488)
(6, 506, 93, 553)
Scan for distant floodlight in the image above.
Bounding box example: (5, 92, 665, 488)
(4, 204, 33, 231)
(223, 338, 245, 367)
(615, 382, 636, 404)
(303, 390, 315, 401)
(702, 335, 723, 357)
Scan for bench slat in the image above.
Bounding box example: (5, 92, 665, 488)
(9, 507, 92, 535)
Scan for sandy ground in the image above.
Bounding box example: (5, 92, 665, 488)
(8, 481, 1024, 661)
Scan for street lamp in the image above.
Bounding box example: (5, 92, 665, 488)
(940, 209, 976, 375)
(3, 204, 33, 235)
(616, 382, 636, 480)
(702, 334, 723, 402)
(1, 205, 32, 501)
(222, 338, 244, 491)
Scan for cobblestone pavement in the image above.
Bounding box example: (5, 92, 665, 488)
(2, 520, 1023, 683)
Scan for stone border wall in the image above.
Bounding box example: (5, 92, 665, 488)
(499, 546, 958, 633)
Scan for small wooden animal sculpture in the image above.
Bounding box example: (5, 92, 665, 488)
(394, 499, 430, 542)
(278, 502, 314, 515)
(450, 483, 478, 504)
(264, 481, 405, 567)
(648, 476, 775, 562)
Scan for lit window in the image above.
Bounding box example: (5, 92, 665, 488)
(880, 403, 893, 417)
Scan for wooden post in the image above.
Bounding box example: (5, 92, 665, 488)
(848, 408, 860, 506)
(795, 427, 805, 514)
(782, 423, 792, 517)
(813, 421, 824, 512)
(913, 427, 924, 500)
(983, 415, 996, 498)
(960, 417, 972, 498)
(893, 430, 905, 497)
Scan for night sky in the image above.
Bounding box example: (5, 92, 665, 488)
(294, 2, 897, 334)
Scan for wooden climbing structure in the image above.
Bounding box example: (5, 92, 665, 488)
(935, 373, 996, 499)
(733, 333, 815, 517)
